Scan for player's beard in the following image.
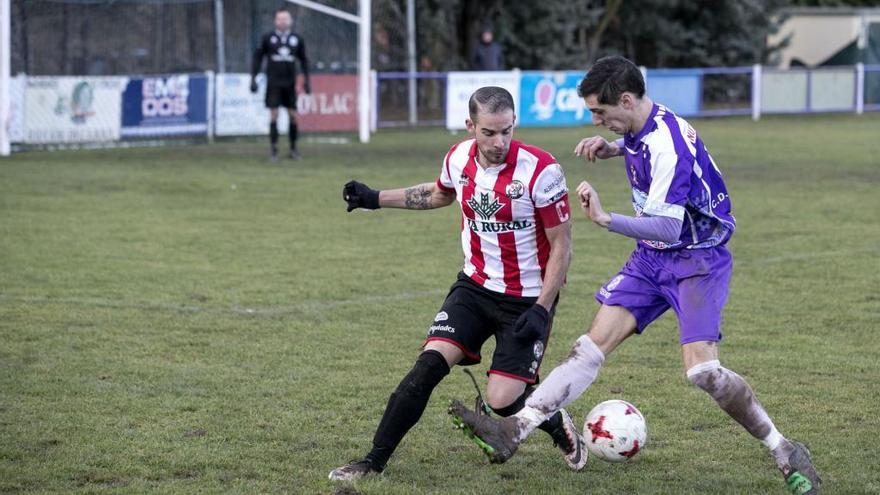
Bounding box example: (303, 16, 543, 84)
(479, 145, 507, 166)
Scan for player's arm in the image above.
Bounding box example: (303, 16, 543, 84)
(343, 180, 455, 212)
(535, 221, 571, 311)
(250, 35, 267, 92)
(575, 143, 687, 244)
(512, 164, 572, 342)
(296, 38, 311, 94)
(574, 136, 624, 162)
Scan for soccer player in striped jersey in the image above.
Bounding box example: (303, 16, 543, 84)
(330, 86, 587, 481)
(449, 57, 820, 495)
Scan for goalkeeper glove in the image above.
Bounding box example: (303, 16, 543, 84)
(512, 304, 549, 342)
(343, 180, 381, 212)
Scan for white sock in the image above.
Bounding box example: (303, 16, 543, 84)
(762, 428, 783, 451)
(514, 335, 605, 442)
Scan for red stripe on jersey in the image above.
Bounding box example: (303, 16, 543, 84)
(523, 142, 558, 197)
(460, 157, 487, 283)
(492, 162, 523, 297)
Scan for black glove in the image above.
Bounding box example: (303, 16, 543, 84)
(304, 80, 312, 95)
(249, 78, 258, 93)
(512, 304, 549, 342)
(343, 180, 380, 212)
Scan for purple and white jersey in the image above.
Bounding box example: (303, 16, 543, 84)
(622, 103, 735, 250)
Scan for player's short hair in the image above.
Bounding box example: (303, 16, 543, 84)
(577, 55, 645, 105)
(468, 86, 515, 122)
(275, 8, 291, 16)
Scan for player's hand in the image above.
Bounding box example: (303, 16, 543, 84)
(576, 181, 611, 227)
(343, 180, 381, 212)
(304, 80, 312, 95)
(512, 304, 549, 342)
(574, 136, 619, 162)
(249, 79, 258, 93)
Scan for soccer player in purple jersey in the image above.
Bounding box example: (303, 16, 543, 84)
(449, 56, 820, 495)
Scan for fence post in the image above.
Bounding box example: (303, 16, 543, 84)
(855, 63, 865, 115)
(213, 0, 226, 73)
(406, 0, 416, 126)
(751, 64, 762, 121)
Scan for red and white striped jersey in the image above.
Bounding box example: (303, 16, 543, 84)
(436, 139, 571, 297)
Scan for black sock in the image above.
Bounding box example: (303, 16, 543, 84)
(489, 385, 565, 442)
(365, 350, 450, 471)
(289, 122, 298, 150)
(269, 122, 278, 149)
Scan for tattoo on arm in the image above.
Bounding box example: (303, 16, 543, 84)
(404, 185, 433, 209)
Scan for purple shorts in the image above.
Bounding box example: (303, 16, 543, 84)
(595, 245, 733, 344)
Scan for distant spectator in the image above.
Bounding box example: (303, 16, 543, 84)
(470, 28, 504, 71)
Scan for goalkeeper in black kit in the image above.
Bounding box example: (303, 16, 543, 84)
(251, 8, 311, 161)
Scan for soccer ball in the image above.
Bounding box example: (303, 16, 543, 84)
(583, 399, 647, 462)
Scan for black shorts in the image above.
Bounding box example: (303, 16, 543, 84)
(265, 84, 296, 109)
(423, 272, 556, 384)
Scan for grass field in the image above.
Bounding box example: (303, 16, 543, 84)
(1, 113, 879, 494)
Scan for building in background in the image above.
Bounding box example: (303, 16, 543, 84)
(769, 7, 880, 68)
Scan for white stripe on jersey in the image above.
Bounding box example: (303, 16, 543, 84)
(440, 139, 566, 297)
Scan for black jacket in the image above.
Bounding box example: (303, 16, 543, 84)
(251, 30, 310, 87)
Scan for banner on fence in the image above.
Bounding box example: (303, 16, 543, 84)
(519, 71, 590, 127)
(215, 74, 358, 136)
(445, 71, 521, 130)
(645, 69, 702, 116)
(121, 74, 209, 138)
(24, 77, 126, 143)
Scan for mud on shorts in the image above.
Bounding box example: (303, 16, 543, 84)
(595, 245, 733, 345)
(423, 272, 557, 384)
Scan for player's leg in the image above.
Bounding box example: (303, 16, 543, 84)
(484, 373, 587, 471)
(329, 341, 462, 482)
(286, 107, 301, 160)
(675, 246, 820, 494)
(281, 87, 301, 160)
(684, 343, 819, 494)
(449, 304, 638, 463)
(330, 277, 492, 481)
(449, 250, 670, 463)
(266, 86, 281, 161)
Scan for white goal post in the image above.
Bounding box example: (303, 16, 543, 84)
(1, 0, 11, 156)
(283, 0, 371, 143)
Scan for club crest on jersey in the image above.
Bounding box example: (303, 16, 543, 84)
(467, 192, 504, 220)
(505, 180, 525, 199)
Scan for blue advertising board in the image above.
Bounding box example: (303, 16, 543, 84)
(121, 74, 208, 138)
(645, 69, 702, 116)
(519, 71, 592, 127)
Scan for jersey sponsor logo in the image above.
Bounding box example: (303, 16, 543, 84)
(505, 180, 525, 199)
(428, 324, 455, 334)
(466, 218, 532, 233)
(434, 311, 449, 322)
(467, 192, 504, 220)
(542, 171, 565, 194)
